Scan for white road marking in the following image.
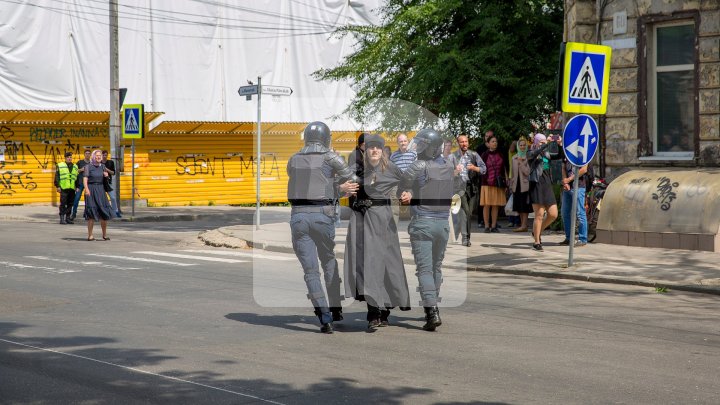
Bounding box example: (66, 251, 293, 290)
(132, 251, 247, 263)
(0, 338, 286, 405)
(26, 256, 141, 270)
(0, 261, 78, 274)
(179, 249, 295, 261)
(86, 253, 196, 267)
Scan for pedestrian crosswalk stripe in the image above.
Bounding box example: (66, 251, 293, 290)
(87, 253, 196, 266)
(26, 255, 141, 270)
(179, 249, 295, 261)
(0, 260, 78, 274)
(132, 251, 248, 263)
(569, 56, 601, 100)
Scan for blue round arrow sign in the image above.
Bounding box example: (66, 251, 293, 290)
(562, 114, 599, 166)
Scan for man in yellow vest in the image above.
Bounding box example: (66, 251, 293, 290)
(55, 152, 79, 224)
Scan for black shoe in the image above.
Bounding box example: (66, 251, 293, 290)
(331, 310, 343, 322)
(490, 227, 499, 233)
(379, 310, 390, 327)
(484, 227, 491, 233)
(461, 237, 471, 247)
(70, 214, 76, 221)
(422, 307, 441, 331)
(367, 319, 381, 332)
(559, 239, 570, 246)
(532, 243, 543, 251)
(320, 323, 334, 334)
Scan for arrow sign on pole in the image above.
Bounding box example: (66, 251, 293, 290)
(262, 85, 293, 96)
(562, 114, 599, 166)
(565, 118, 595, 162)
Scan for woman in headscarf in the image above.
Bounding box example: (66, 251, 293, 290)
(527, 133, 563, 251)
(509, 136, 533, 232)
(344, 134, 411, 331)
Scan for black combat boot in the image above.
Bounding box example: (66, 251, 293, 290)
(59, 214, 66, 224)
(422, 306, 442, 331)
(65, 215, 74, 224)
(330, 307, 343, 322)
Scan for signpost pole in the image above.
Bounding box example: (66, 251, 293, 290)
(256, 76, 262, 230)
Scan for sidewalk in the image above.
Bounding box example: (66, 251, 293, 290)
(3, 204, 719, 295)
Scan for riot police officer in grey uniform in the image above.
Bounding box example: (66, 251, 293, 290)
(399, 128, 454, 331)
(287, 121, 359, 334)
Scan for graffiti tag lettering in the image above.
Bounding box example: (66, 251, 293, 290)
(651, 176, 679, 211)
(0, 162, 38, 196)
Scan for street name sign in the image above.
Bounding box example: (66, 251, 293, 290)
(561, 42, 612, 115)
(563, 114, 599, 166)
(238, 85, 259, 96)
(122, 104, 144, 139)
(262, 85, 293, 96)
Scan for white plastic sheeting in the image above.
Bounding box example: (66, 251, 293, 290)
(0, 0, 380, 128)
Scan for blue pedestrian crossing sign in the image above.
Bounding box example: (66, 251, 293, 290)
(122, 104, 144, 139)
(561, 42, 612, 115)
(562, 114, 599, 166)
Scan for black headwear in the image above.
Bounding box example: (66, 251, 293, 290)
(364, 134, 385, 149)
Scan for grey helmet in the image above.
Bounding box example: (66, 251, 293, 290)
(303, 121, 332, 148)
(409, 128, 443, 160)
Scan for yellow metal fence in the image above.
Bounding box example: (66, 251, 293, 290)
(0, 111, 382, 206)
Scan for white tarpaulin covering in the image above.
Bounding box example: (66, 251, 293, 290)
(0, 0, 381, 128)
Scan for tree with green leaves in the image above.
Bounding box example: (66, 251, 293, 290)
(314, 0, 563, 144)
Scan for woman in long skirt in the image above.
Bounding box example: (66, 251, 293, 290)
(83, 149, 113, 241)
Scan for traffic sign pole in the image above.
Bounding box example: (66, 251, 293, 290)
(256, 76, 262, 230)
(237, 79, 292, 230)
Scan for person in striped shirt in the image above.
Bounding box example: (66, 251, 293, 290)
(389, 133, 417, 172)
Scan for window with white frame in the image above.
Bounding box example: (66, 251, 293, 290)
(649, 22, 695, 156)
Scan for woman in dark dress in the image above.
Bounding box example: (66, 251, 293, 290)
(83, 149, 113, 241)
(344, 135, 411, 331)
(527, 134, 563, 251)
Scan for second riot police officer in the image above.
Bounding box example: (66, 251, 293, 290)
(287, 121, 358, 334)
(399, 128, 454, 331)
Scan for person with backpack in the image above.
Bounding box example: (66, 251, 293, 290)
(560, 160, 589, 247)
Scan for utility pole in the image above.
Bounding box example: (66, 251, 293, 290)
(109, 0, 121, 209)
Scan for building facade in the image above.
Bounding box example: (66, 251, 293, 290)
(566, 0, 719, 176)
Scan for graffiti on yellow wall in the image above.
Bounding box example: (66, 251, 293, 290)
(0, 115, 373, 206)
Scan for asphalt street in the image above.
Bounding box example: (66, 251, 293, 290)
(1, 219, 719, 404)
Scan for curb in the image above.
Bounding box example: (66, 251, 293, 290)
(198, 232, 720, 297)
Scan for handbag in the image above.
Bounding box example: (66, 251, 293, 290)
(101, 164, 113, 192)
(495, 175, 507, 189)
(103, 176, 113, 192)
(505, 194, 518, 216)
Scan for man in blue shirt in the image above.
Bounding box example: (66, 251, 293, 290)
(389, 133, 417, 172)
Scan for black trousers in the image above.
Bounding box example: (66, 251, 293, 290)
(460, 186, 478, 237)
(59, 188, 76, 216)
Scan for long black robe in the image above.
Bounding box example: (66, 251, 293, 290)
(343, 160, 410, 309)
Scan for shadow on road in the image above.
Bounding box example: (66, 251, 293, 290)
(0, 321, 439, 404)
